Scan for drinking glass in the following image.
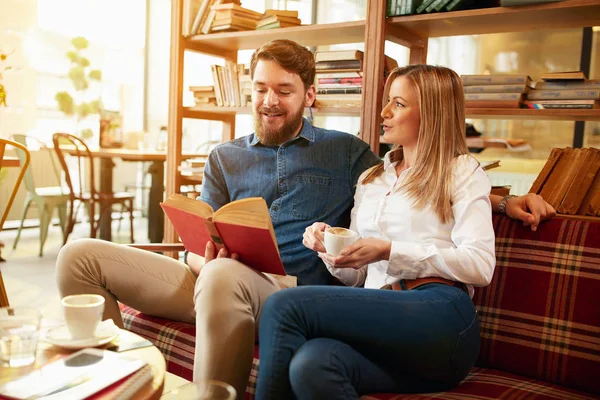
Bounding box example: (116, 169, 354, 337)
(170, 380, 236, 400)
(0, 307, 42, 367)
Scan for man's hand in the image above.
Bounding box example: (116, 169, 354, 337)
(505, 193, 556, 232)
(202, 242, 239, 268)
(302, 222, 329, 253)
(318, 237, 391, 269)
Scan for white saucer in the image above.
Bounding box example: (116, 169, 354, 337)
(44, 319, 120, 349)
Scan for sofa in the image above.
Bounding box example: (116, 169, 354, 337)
(120, 214, 600, 399)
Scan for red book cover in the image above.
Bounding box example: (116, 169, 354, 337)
(160, 195, 286, 276)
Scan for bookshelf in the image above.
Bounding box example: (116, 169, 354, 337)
(164, 0, 600, 244)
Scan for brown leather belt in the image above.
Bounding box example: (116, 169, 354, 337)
(389, 277, 467, 292)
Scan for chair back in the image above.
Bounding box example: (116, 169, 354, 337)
(0, 138, 30, 232)
(10, 134, 66, 195)
(52, 133, 97, 202)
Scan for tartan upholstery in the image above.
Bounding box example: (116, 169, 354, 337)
(120, 214, 600, 399)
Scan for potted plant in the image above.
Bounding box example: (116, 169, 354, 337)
(55, 36, 103, 141)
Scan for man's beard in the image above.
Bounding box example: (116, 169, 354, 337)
(254, 105, 305, 146)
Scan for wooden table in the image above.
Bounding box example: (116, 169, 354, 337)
(0, 157, 19, 168)
(62, 148, 206, 243)
(0, 328, 166, 399)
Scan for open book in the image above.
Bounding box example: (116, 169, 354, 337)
(161, 194, 286, 275)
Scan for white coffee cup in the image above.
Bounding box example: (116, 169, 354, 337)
(323, 227, 358, 256)
(61, 294, 105, 340)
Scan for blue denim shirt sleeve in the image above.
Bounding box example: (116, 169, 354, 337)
(200, 149, 230, 211)
(349, 136, 382, 186)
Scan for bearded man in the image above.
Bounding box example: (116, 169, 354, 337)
(56, 39, 554, 400)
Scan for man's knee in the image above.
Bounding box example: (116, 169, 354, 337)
(194, 258, 255, 302)
(56, 239, 100, 292)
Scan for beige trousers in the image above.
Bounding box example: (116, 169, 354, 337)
(56, 239, 294, 400)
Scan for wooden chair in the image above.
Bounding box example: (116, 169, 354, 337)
(0, 138, 31, 307)
(10, 134, 70, 256)
(52, 133, 135, 243)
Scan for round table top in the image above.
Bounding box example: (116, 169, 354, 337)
(0, 324, 165, 399)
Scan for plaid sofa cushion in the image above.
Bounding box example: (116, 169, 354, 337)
(119, 214, 600, 399)
(472, 215, 600, 396)
(360, 367, 600, 400)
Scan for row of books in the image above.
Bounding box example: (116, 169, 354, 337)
(183, 0, 300, 36)
(530, 147, 600, 216)
(386, 0, 479, 16)
(189, 63, 251, 107)
(461, 71, 600, 109)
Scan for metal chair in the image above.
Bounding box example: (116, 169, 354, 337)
(10, 134, 70, 256)
(52, 133, 135, 243)
(0, 138, 31, 307)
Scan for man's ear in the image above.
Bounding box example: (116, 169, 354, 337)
(305, 85, 316, 107)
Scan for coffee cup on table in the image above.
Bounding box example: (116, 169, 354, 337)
(323, 227, 358, 256)
(61, 294, 105, 340)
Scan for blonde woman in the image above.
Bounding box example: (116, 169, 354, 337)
(256, 65, 496, 399)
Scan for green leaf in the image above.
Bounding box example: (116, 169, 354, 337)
(68, 66, 88, 91)
(79, 57, 90, 68)
(89, 70, 102, 81)
(80, 128, 94, 140)
(77, 102, 93, 119)
(55, 91, 75, 115)
(66, 51, 79, 64)
(89, 99, 103, 114)
(71, 37, 88, 50)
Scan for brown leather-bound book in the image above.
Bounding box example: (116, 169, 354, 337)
(529, 148, 565, 194)
(578, 168, 600, 215)
(547, 148, 584, 209)
(558, 148, 600, 214)
(539, 148, 574, 208)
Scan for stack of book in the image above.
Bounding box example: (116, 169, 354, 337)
(209, 62, 250, 107)
(179, 157, 207, 179)
(206, 3, 263, 33)
(256, 9, 301, 30)
(183, 0, 242, 36)
(530, 147, 600, 216)
(461, 74, 533, 108)
(314, 50, 364, 108)
(189, 85, 217, 107)
(524, 71, 600, 109)
(386, 0, 477, 16)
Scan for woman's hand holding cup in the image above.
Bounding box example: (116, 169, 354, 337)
(302, 222, 330, 253)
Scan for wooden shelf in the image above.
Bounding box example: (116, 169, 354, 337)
(387, 0, 600, 43)
(466, 108, 600, 121)
(185, 21, 366, 56)
(182, 105, 361, 119)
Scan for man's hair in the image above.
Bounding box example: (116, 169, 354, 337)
(249, 39, 315, 90)
(362, 64, 471, 224)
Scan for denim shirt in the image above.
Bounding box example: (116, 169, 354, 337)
(200, 118, 381, 285)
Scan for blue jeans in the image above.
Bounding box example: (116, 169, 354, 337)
(255, 284, 480, 400)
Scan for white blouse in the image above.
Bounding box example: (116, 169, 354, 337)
(325, 152, 496, 296)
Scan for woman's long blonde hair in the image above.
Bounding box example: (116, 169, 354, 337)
(362, 64, 470, 224)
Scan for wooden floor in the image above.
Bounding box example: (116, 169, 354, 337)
(0, 217, 150, 319)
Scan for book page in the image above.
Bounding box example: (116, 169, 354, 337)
(161, 193, 214, 218)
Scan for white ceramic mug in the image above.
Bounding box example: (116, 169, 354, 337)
(323, 227, 358, 256)
(61, 294, 105, 340)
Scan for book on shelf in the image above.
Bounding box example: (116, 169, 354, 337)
(189, 85, 214, 92)
(522, 99, 599, 109)
(465, 100, 522, 108)
(540, 70, 587, 81)
(317, 87, 362, 95)
(446, 0, 475, 11)
(315, 49, 364, 63)
(212, 15, 260, 31)
(526, 89, 600, 101)
(417, 0, 436, 13)
(0, 348, 148, 400)
(426, 0, 450, 13)
(316, 71, 362, 79)
(263, 9, 298, 18)
(318, 77, 363, 85)
(256, 15, 301, 28)
(190, 0, 217, 36)
(533, 79, 600, 90)
(461, 75, 533, 86)
(256, 20, 301, 29)
(465, 93, 523, 101)
(464, 84, 531, 94)
(466, 137, 530, 152)
(160, 194, 286, 275)
(578, 167, 600, 216)
(210, 65, 224, 106)
(538, 147, 574, 208)
(316, 59, 362, 73)
(210, 2, 263, 19)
